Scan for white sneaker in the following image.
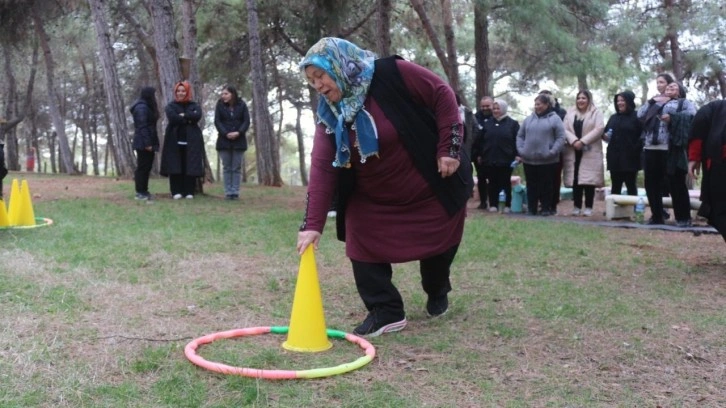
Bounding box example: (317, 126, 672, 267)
(185, 195, 194, 199)
(173, 194, 182, 200)
(488, 207, 498, 213)
(503, 207, 511, 213)
(571, 208, 581, 216)
(583, 208, 593, 217)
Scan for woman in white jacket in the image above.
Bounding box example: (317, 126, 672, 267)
(562, 90, 605, 216)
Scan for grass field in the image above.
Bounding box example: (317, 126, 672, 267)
(1, 173, 724, 407)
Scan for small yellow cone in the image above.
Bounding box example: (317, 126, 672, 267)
(282, 246, 332, 352)
(17, 180, 36, 226)
(0, 198, 9, 227)
(7, 179, 21, 226)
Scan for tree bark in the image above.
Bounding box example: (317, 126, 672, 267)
(375, 0, 392, 56)
(148, 0, 182, 108)
(88, 0, 135, 177)
(409, 0, 461, 96)
(247, 0, 282, 186)
(32, 13, 75, 174)
(474, 1, 491, 101)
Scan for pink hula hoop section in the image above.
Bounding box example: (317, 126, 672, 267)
(184, 326, 376, 379)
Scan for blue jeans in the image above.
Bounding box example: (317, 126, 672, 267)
(218, 149, 243, 195)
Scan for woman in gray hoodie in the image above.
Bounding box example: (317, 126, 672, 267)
(515, 94, 566, 215)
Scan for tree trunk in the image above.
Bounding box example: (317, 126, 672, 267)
(440, 0, 461, 96)
(376, 0, 392, 56)
(474, 2, 491, 101)
(88, 0, 135, 177)
(409, 0, 461, 95)
(247, 0, 282, 186)
(294, 102, 308, 186)
(180, 0, 213, 190)
(662, 0, 684, 80)
(32, 14, 75, 174)
(149, 0, 182, 108)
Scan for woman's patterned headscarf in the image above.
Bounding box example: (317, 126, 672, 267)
(300, 37, 378, 168)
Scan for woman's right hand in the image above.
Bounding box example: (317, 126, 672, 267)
(297, 230, 322, 255)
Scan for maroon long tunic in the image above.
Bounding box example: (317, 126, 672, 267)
(303, 60, 466, 263)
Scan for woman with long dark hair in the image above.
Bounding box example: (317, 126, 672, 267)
(214, 85, 250, 200)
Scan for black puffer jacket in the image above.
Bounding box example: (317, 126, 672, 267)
(605, 91, 642, 172)
(476, 115, 520, 167)
(160, 101, 205, 177)
(130, 99, 159, 151)
(213, 99, 250, 151)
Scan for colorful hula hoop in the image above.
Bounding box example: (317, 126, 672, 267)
(0, 217, 54, 230)
(184, 326, 376, 379)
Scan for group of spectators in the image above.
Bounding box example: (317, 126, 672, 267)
(467, 73, 720, 232)
(129, 82, 250, 201)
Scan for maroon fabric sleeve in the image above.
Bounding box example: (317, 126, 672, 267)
(395, 60, 462, 160)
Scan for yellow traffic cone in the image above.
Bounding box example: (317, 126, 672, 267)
(0, 198, 9, 227)
(282, 246, 332, 352)
(7, 179, 21, 226)
(17, 180, 36, 226)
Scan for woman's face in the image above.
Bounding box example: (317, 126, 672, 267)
(616, 95, 627, 113)
(305, 66, 342, 103)
(492, 103, 502, 117)
(175, 85, 187, 101)
(221, 89, 232, 103)
(656, 76, 669, 94)
(534, 99, 547, 115)
(576, 93, 589, 111)
(664, 83, 680, 99)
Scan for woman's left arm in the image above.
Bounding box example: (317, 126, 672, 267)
(396, 60, 461, 161)
(580, 109, 605, 146)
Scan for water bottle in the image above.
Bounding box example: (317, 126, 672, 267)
(498, 190, 506, 209)
(635, 197, 645, 224)
(604, 128, 613, 142)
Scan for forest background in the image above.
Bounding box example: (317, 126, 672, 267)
(0, 0, 725, 188)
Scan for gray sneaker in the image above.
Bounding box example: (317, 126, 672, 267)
(353, 311, 407, 337)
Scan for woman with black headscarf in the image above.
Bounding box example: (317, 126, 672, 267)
(604, 90, 642, 196)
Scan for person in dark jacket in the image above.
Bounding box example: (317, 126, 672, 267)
(689, 99, 726, 242)
(475, 99, 519, 212)
(160, 81, 205, 199)
(129, 86, 160, 200)
(604, 90, 642, 196)
(214, 85, 250, 200)
(471, 96, 494, 209)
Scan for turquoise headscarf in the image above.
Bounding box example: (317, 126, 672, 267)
(300, 37, 378, 168)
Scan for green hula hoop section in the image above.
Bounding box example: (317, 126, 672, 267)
(184, 326, 376, 379)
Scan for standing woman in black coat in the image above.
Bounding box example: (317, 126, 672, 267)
(604, 90, 642, 196)
(130, 86, 160, 200)
(476, 99, 520, 212)
(214, 85, 250, 200)
(160, 81, 205, 199)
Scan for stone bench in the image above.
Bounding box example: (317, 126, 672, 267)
(605, 194, 701, 220)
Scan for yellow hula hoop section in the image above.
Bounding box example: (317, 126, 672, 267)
(0, 217, 54, 230)
(184, 326, 376, 379)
